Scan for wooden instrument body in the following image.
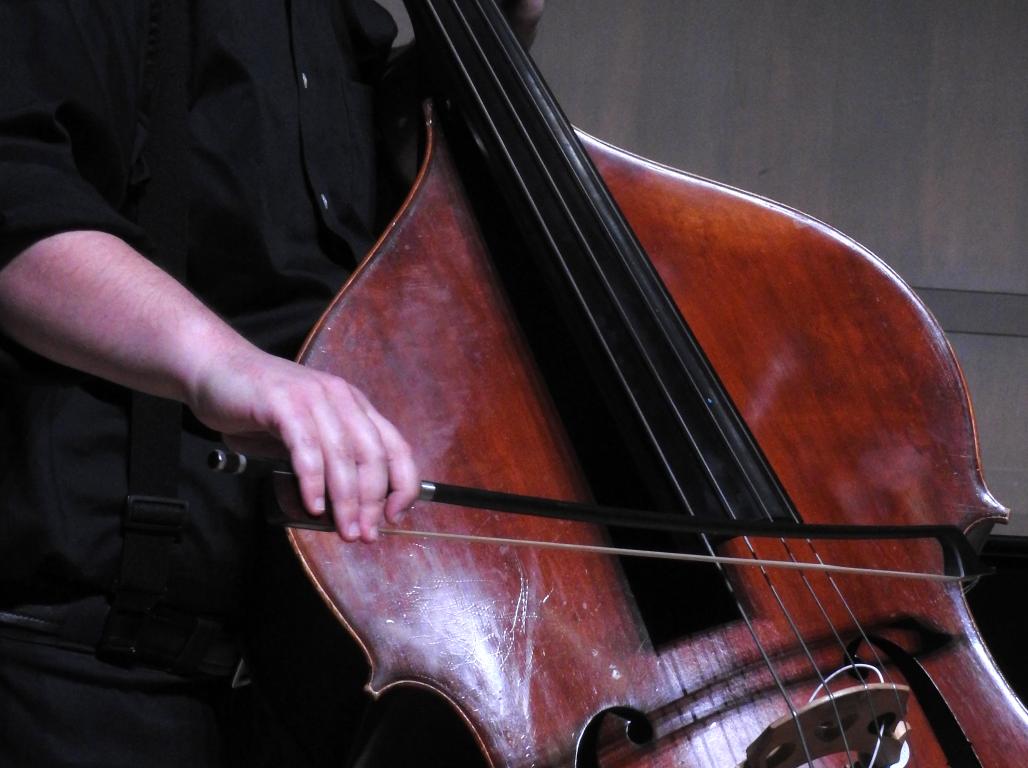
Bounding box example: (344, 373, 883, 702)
(289, 110, 1026, 766)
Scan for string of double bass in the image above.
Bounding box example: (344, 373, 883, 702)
(800, 539, 915, 767)
(420, 1, 842, 764)
(437, 3, 872, 766)
(420, 1, 911, 764)
(427, 0, 798, 534)
(486, 3, 912, 765)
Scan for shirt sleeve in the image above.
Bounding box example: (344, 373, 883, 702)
(0, 2, 151, 267)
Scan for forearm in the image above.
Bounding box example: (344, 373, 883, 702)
(0, 230, 247, 404)
(0, 229, 418, 541)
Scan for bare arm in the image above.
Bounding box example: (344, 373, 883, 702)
(0, 230, 418, 542)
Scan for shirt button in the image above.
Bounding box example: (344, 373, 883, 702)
(320, 193, 329, 210)
(301, 72, 309, 89)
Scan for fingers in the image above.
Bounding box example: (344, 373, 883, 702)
(276, 373, 416, 544)
(194, 349, 415, 545)
(311, 383, 382, 542)
(277, 402, 331, 519)
(350, 387, 419, 526)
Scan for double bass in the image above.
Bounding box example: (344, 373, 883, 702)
(270, 2, 1028, 765)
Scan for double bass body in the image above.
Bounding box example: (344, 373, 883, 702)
(285, 3, 1028, 765)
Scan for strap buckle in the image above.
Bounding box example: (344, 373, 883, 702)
(98, 495, 187, 663)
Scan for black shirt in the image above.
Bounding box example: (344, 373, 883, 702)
(0, 1, 395, 617)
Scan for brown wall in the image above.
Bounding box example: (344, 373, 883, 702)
(384, 1, 1028, 535)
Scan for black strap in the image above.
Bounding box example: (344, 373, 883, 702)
(0, 595, 240, 678)
(136, 0, 190, 286)
(99, 495, 188, 662)
(100, 0, 208, 672)
(129, 0, 190, 498)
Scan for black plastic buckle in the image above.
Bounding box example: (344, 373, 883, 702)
(98, 495, 188, 665)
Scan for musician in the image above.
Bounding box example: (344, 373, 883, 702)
(0, 1, 541, 765)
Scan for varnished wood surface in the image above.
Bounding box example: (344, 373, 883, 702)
(283, 107, 1028, 766)
(585, 131, 1027, 766)
(291, 116, 676, 765)
(532, 1, 1028, 297)
(525, 0, 1028, 537)
(378, 0, 1027, 543)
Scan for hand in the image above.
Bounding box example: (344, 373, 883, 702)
(0, 231, 418, 544)
(187, 347, 419, 543)
(503, 0, 544, 47)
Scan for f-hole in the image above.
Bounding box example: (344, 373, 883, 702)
(575, 706, 655, 768)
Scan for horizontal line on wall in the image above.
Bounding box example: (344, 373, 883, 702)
(912, 288, 1028, 338)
